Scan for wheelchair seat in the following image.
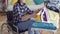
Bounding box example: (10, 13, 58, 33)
(6, 11, 28, 33)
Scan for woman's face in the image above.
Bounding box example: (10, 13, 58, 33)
(20, 0, 26, 3)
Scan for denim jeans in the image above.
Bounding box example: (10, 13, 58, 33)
(17, 19, 40, 34)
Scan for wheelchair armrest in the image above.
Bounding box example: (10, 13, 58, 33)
(13, 24, 19, 34)
(7, 21, 19, 34)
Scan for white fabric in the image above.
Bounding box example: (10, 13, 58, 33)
(7, 5, 13, 11)
(28, 3, 44, 10)
(7, 0, 13, 11)
(47, 9, 59, 29)
(49, 0, 60, 4)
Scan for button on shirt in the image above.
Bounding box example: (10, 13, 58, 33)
(13, 3, 33, 24)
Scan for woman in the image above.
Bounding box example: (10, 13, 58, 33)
(13, 0, 40, 34)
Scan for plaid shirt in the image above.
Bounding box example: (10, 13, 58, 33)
(13, 3, 33, 24)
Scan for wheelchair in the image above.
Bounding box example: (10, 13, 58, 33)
(1, 11, 28, 34)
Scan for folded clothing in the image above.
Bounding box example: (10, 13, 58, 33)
(32, 22, 57, 30)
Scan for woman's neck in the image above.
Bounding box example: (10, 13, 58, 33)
(19, 2, 25, 5)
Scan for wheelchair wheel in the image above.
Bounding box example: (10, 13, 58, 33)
(1, 23, 14, 34)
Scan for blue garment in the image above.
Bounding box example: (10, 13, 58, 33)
(17, 19, 35, 30)
(32, 22, 57, 30)
(13, 3, 33, 24)
(17, 19, 37, 34)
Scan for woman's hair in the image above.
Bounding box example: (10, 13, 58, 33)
(17, 0, 25, 5)
(17, 0, 21, 4)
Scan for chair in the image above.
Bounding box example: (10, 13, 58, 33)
(1, 11, 28, 34)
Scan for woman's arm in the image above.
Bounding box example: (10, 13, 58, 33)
(33, 8, 42, 13)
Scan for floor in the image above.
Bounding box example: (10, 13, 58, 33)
(0, 14, 60, 34)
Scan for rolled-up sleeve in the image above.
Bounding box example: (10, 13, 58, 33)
(25, 6, 33, 14)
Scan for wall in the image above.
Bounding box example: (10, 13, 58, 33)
(0, 0, 2, 9)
